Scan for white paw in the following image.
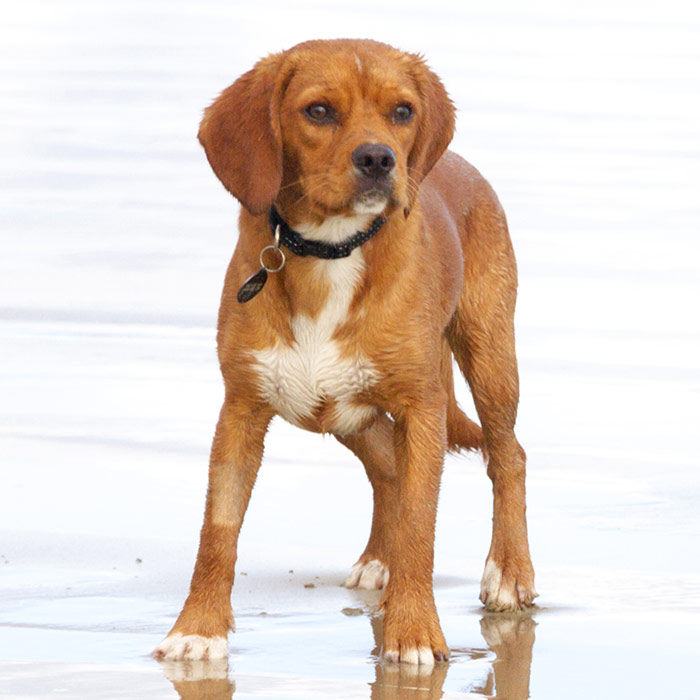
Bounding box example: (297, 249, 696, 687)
(153, 633, 228, 661)
(383, 645, 435, 666)
(344, 559, 389, 590)
(479, 558, 538, 611)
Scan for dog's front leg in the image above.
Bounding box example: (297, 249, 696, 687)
(154, 401, 272, 661)
(380, 401, 449, 666)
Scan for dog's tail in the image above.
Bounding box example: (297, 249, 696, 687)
(447, 402, 484, 454)
(441, 342, 484, 454)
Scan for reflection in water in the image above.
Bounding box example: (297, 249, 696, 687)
(368, 613, 450, 699)
(368, 610, 536, 700)
(159, 611, 536, 699)
(160, 658, 235, 699)
(371, 662, 449, 699)
(471, 614, 537, 699)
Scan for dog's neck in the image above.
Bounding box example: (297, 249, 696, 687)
(294, 213, 376, 243)
(269, 205, 386, 259)
(257, 206, 387, 321)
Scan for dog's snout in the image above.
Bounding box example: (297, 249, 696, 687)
(352, 143, 396, 179)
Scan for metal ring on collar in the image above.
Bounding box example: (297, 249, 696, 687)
(259, 245, 286, 273)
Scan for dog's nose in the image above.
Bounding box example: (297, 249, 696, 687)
(352, 143, 396, 179)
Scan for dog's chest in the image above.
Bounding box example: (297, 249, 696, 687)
(251, 252, 378, 434)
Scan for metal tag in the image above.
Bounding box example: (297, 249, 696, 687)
(237, 267, 268, 303)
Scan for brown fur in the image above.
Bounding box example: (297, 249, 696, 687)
(155, 38, 536, 666)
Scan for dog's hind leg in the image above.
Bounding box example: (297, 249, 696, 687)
(336, 413, 397, 590)
(340, 348, 484, 592)
(447, 189, 537, 612)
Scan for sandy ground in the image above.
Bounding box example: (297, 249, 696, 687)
(1, 1, 700, 698)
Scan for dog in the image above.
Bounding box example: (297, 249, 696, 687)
(154, 38, 536, 667)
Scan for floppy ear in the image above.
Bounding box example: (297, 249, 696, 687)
(406, 58, 456, 211)
(198, 53, 290, 215)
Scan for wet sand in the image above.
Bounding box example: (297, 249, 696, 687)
(1, 1, 699, 698)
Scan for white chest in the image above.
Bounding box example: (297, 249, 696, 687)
(251, 249, 378, 434)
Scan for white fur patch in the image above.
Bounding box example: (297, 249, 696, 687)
(480, 558, 519, 612)
(383, 645, 435, 666)
(353, 194, 388, 215)
(153, 633, 228, 661)
(383, 648, 400, 663)
(252, 237, 378, 434)
(295, 213, 375, 243)
(354, 52, 363, 75)
(344, 559, 389, 589)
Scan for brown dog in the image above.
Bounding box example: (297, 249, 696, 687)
(154, 38, 536, 667)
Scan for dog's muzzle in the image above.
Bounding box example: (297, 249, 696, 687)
(352, 143, 396, 210)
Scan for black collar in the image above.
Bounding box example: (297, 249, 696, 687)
(269, 205, 386, 259)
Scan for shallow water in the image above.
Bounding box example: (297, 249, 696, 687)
(1, 1, 700, 698)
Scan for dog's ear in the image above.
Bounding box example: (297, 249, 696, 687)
(198, 53, 292, 215)
(406, 58, 456, 211)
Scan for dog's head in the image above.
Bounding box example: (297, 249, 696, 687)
(198, 39, 455, 219)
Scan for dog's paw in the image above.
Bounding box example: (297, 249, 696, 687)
(153, 633, 229, 661)
(479, 558, 538, 612)
(383, 645, 444, 667)
(344, 558, 389, 590)
(381, 594, 449, 666)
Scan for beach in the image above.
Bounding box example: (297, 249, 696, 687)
(1, 1, 699, 697)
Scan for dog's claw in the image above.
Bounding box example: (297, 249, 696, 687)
(153, 633, 229, 661)
(344, 559, 389, 590)
(480, 558, 538, 611)
(382, 644, 448, 666)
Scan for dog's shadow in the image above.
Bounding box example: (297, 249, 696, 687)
(159, 611, 535, 700)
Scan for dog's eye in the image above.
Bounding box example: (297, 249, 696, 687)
(305, 103, 333, 123)
(393, 104, 413, 123)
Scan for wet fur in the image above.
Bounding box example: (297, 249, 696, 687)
(154, 39, 536, 666)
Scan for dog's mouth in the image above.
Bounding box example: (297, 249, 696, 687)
(353, 187, 392, 215)
(303, 176, 396, 218)
(354, 192, 388, 215)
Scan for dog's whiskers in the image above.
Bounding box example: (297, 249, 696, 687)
(290, 179, 332, 207)
(278, 173, 326, 193)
